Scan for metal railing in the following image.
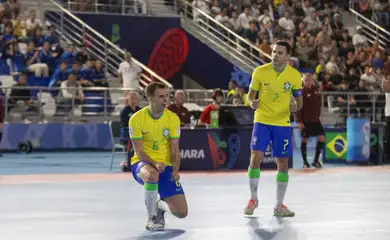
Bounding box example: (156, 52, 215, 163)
(349, 1, 390, 50)
(38, 0, 172, 90)
(55, 0, 178, 16)
(1, 86, 387, 124)
(63, 0, 150, 15)
(180, 0, 271, 71)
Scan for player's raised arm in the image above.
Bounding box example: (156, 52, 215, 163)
(129, 116, 158, 167)
(169, 115, 181, 179)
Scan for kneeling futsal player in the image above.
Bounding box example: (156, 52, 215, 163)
(129, 82, 188, 230)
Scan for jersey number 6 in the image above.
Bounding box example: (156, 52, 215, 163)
(153, 141, 159, 151)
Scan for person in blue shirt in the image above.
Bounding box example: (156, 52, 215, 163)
(45, 25, 59, 47)
(31, 27, 45, 48)
(5, 42, 26, 74)
(92, 60, 108, 87)
(39, 41, 57, 73)
(1, 23, 16, 45)
(60, 45, 76, 65)
(80, 58, 94, 87)
(67, 61, 83, 80)
(49, 61, 69, 88)
(26, 41, 49, 77)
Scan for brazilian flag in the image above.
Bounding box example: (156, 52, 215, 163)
(325, 132, 347, 160)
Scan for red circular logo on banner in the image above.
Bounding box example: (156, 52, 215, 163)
(147, 28, 189, 81)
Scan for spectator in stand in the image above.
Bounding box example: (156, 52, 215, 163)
(39, 41, 57, 73)
(45, 25, 59, 47)
(2, 23, 16, 45)
(238, 7, 252, 32)
(49, 61, 69, 87)
(198, 89, 223, 126)
(8, 72, 44, 123)
(2, 0, 20, 19)
(26, 41, 49, 77)
(278, 10, 295, 37)
(32, 27, 45, 48)
(118, 52, 142, 95)
(210, 0, 221, 16)
(167, 90, 191, 127)
(76, 45, 90, 64)
(360, 67, 380, 91)
(60, 45, 77, 65)
(12, 16, 26, 40)
(58, 71, 85, 122)
(7, 42, 26, 73)
(215, 8, 230, 27)
(80, 58, 94, 87)
(25, 10, 41, 37)
(226, 79, 237, 103)
(92, 60, 108, 87)
(68, 61, 82, 80)
(228, 11, 241, 33)
(352, 26, 367, 47)
(372, 0, 389, 26)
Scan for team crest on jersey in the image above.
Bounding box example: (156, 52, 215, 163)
(163, 128, 169, 137)
(283, 82, 291, 91)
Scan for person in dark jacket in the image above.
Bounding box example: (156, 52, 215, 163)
(296, 73, 324, 168)
(119, 91, 142, 171)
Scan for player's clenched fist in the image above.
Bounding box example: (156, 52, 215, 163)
(172, 171, 180, 181)
(155, 162, 166, 173)
(249, 99, 259, 110)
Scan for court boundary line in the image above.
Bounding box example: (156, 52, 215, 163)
(1, 166, 389, 185)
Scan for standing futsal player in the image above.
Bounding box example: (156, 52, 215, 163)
(129, 82, 188, 231)
(296, 73, 324, 168)
(245, 41, 303, 217)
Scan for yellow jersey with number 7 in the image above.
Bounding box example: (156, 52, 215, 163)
(249, 63, 302, 126)
(128, 107, 181, 166)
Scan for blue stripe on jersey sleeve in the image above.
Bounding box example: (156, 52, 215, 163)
(292, 89, 302, 97)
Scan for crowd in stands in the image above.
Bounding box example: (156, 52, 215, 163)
(0, 2, 111, 123)
(356, 0, 390, 29)
(193, 0, 390, 119)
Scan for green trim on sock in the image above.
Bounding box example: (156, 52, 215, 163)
(144, 182, 158, 191)
(276, 171, 289, 182)
(248, 167, 260, 178)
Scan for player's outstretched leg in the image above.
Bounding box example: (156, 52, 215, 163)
(274, 158, 295, 217)
(137, 163, 164, 230)
(244, 150, 263, 215)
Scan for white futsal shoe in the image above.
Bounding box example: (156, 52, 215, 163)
(244, 199, 258, 216)
(156, 201, 166, 228)
(146, 216, 164, 231)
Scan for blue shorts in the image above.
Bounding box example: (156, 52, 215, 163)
(250, 123, 292, 158)
(131, 161, 185, 200)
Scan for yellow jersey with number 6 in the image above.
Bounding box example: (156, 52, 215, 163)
(249, 63, 302, 126)
(128, 107, 181, 166)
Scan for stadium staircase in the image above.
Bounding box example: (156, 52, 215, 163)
(348, 2, 390, 51)
(8, 0, 173, 122)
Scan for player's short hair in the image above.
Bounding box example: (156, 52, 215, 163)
(145, 82, 166, 97)
(274, 40, 291, 55)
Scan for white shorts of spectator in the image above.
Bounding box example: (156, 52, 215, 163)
(28, 63, 49, 77)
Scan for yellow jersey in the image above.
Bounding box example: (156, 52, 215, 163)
(128, 107, 181, 166)
(249, 63, 302, 126)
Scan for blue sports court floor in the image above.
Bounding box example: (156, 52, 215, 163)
(1, 151, 390, 240)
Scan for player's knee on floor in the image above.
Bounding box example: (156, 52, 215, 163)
(250, 151, 264, 168)
(172, 209, 188, 219)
